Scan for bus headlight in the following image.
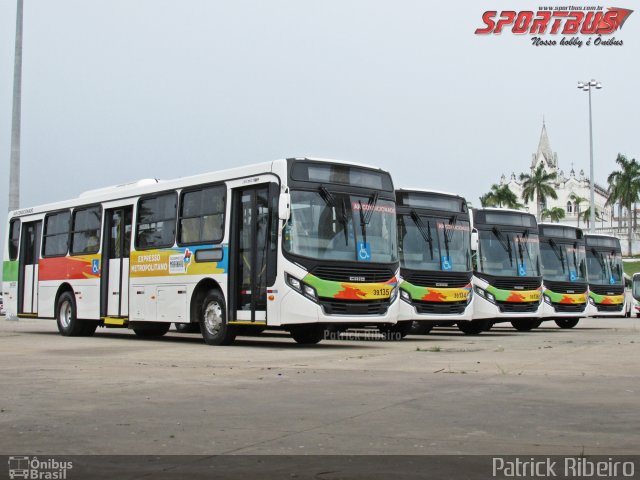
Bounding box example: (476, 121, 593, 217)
(474, 286, 486, 298)
(588, 296, 596, 306)
(400, 289, 411, 303)
(466, 289, 473, 305)
(474, 286, 496, 304)
(389, 286, 398, 302)
(286, 273, 318, 303)
(486, 292, 496, 303)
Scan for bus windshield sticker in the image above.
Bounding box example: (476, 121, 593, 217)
(570, 270, 577, 281)
(441, 256, 452, 271)
(517, 263, 527, 276)
(357, 241, 371, 261)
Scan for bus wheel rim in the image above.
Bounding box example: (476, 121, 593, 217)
(204, 301, 223, 336)
(60, 300, 72, 328)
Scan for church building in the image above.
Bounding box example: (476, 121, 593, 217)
(499, 121, 612, 229)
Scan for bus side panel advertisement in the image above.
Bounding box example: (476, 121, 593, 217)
(400, 280, 471, 302)
(130, 246, 228, 278)
(303, 274, 398, 301)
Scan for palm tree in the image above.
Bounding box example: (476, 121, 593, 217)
(541, 207, 566, 223)
(580, 206, 602, 230)
(479, 184, 523, 209)
(569, 192, 588, 229)
(519, 164, 558, 220)
(606, 154, 640, 255)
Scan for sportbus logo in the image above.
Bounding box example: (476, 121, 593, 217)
(475, 6, 633, 47)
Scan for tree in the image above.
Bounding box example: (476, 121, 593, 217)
(541, 207, 566, 223)
(580, 206, 602, 230)
(569, 192, 588, 229)
(519, 164, 558, 221)
(479, 184, 523, 209)
(606, 153, 640, 256)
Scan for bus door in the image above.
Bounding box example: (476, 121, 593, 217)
(229, 184, 275, 323)
(17, 221, 42, 315)
(101, 207, 133, 317)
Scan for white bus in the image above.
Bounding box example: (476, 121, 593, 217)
(2, 158, 400, 345)
(395, 189, 473, 335)
(584, 233, 626, 318)
(538, 223, 588, 330)
(469, 208, 543, 334)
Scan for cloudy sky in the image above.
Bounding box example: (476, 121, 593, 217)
(1, 0, 639, 249)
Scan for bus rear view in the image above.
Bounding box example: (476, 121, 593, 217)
(538, 223, 588, 329)
(395, 189, 473, 335)
(470, 208, 543, 334)
(584, 234, 625, 318)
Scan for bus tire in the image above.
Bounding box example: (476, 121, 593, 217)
(56, 292, 91, 336)
(133, 322, 171, 337)
(175, 322, 200, 333)
(199, 291, 236, 346)
(457, 320, 487, 335)
(555, 318, 579, 329)
(511, 319, 539, 331)
(409, 321, 433, 335)
(289, 325, 324, 344)
(380, 321, 412, 340)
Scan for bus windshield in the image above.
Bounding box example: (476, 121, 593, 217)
(398, 214, 471, 272)
(586, 248, 623, 285)
(283, 189, 397, 263)
(540, 239, 587, 282)
(477, 228, 541, 277)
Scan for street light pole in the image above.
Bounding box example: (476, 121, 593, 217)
(578, 79, 602, 233)
(8, 0, 24, 213)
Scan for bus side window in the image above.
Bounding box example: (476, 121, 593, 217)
(8, 218, 20, 260)
(136, 193, 178, 249)
(178, 185, 225, 246)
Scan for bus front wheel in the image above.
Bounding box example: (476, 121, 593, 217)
(457, 320, 488, 335)
(289, 325, 324, 345)
(199, 291, 236, 346)
(409, 321, 433, 335)
(511, 319, 542, 331)
(56, 292, 97, 336)
(555, 318, 579, 329)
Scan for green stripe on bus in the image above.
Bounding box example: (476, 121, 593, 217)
(2, 261, 18, 282)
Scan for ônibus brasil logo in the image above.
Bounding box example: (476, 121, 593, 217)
(475, 6, 633, 47)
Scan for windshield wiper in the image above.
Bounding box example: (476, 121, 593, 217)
(492, 227, 513, 266)
(410, 210, 434, 259)
(358, 191, 379, 245)
(548, 238, 566, 272)
(319, 185, 349, 245)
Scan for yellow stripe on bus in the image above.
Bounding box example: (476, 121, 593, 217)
(102, 317, 128, 326)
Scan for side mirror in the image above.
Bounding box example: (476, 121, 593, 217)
(471, 230, 479, 251)
(278, 192, 291, 221)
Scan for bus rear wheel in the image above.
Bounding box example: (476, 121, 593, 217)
(457, 320, 488, 335)
(511, 319, 542, 331)
(289, 325, 324, 344)
(133, 322, 171, 337)
(555, 318, 580, 329)
(56, 292, 97, 336)
(199, 291, 236, 346)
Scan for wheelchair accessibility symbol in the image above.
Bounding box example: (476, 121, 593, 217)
(569, 270, 577, 281)
(92, 259, 100, 274)
(357, 242, 371, 261)
(441, 256, 452, 271)
(517, 263, 527, 277)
